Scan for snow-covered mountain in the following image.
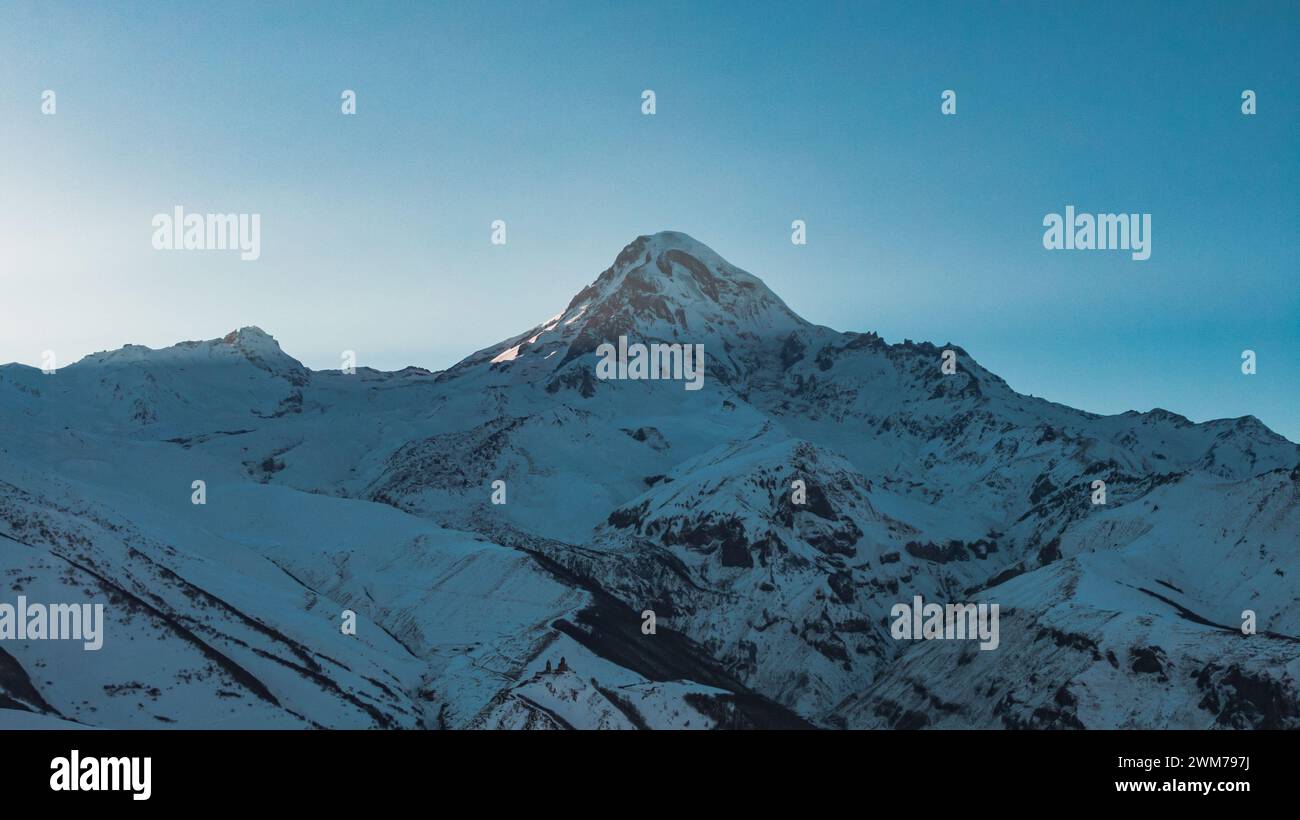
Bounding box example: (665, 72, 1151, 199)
(2, 231, 1296, 728)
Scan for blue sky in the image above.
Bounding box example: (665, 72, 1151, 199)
(1, 0, 1296, 440)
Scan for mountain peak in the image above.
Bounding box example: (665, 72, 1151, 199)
(608, 231, 733, 280)
(217, 326, 308, 384)
(569, 230, 805, 327)
(445, 231, 811, 382)
(222, 325, 276, 347)
(629, 229, 711, 256)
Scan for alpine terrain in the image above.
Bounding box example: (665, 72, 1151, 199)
(2, 231, 1297, 729)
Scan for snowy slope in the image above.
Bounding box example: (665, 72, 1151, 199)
(1, 231, 1295, 728)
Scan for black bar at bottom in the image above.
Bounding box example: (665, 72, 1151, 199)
(1, 728, 1281, 807)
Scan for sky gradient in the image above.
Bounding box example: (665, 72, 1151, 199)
(1, 0, 1297, 440)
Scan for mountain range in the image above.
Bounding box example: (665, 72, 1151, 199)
(2, 231, 1297, 729)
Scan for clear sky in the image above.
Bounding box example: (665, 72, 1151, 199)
(1, 0, 1296, 440)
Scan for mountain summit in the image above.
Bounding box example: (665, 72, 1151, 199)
(567, 230, 805, 332)
(445, 232, 807, 385)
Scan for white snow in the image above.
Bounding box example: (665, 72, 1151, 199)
(490, 344, 522, 364)
(2, 231, 1295, 729)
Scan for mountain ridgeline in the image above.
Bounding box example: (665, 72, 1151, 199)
(2, 231, 1297, 729)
